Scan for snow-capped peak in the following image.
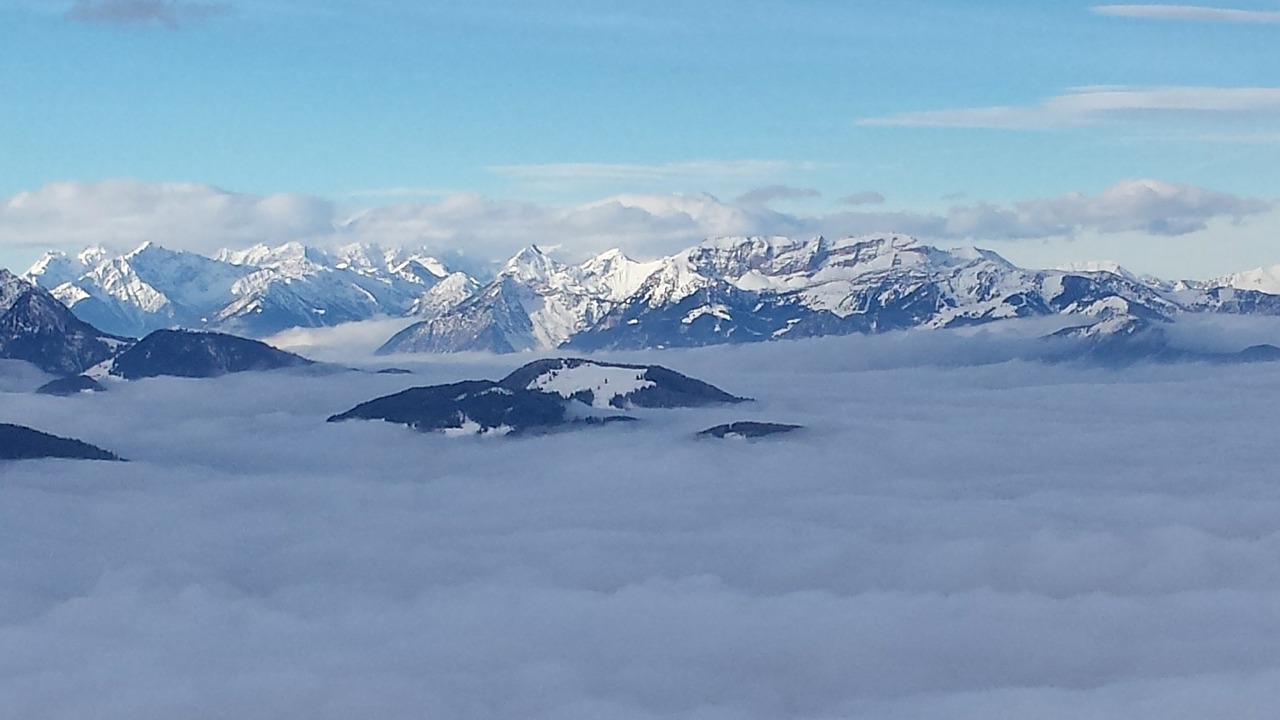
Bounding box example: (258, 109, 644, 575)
(125, 240, 155, 257)
(501, 245, 562, 283)
(23, 250, 88, 289)
(1, 268, 33, 312)
(408, 255, 450, 279)
(582, 247, 630, 266)
(1214, 264, 1280, 296)
(78, 246, 109, 266)
(1055, 260, 1138, 282)
(578, 249, 663, 301)
(215, 241, 321, 270)
(409, 272, 479, 318)
(26, 250, 68, 274)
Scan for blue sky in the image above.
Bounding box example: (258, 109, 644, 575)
(2, 0, 1279, 276)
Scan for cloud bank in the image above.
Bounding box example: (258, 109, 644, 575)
(942, 178, 1270, 237)
(3, 332, 1280, 718)
(0, 178, 1270, 269)
(65, 0, 232, 28)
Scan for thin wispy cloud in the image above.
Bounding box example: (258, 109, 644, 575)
(65, 0, 232, 28)
(345, 187, 454, 200)
(734, 185, 821, 207)
(859, 86, 1280, 129)
(841, 191, 886, 206)
(1093, 4, 1280, 23)
(490, 160, 825, 187)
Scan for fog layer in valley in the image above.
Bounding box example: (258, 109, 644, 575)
(3, 330, 1280, 719)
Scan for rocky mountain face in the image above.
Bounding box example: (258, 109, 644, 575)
(0, 269, 130, 375)
(24, 242, 457, 338)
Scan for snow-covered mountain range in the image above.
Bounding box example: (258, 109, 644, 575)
(23, 242, 470, 338)
(380, 234, 1280, 354)
(18, 235, 1280, 355)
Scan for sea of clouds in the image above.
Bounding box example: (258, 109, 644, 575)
(3, 327, 1280, 719)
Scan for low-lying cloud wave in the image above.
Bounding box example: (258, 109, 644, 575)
(3, 332, 1280, 718)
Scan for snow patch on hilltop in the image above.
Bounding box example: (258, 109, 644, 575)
(526, 364, 655, 408)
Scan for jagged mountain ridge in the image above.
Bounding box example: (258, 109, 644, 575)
(0, 269, 130, 375)
(382, 234, 1280, 354)
(24, 241, 461, 338)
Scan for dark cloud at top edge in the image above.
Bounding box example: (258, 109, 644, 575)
(64, 0, 233, 29)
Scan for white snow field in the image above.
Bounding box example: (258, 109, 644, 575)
(3, 331, 1280, 719)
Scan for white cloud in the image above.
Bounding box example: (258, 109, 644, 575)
(859, 86, 1280, 129)
(262, 317, 423, 364)
(0, 179, 334, 256)
(4, 331, 1280, 717)
(798, 179, 1271, 245)
(0, 178, 1271, 275)
(942, 178, 1271, 238)
(1093, 4, 1280, 23)
(338, 191, 807, 261)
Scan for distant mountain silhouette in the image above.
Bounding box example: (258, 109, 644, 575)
(0, 423, 122, 461)
(109, 329, 314, 379)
